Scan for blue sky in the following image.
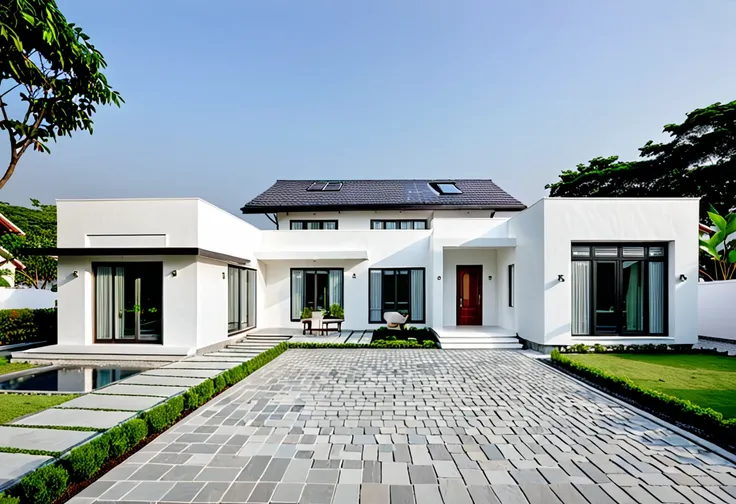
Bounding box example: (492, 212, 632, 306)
(3, 0, 735, 226)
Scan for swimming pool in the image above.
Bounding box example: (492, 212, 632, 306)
(0, 366, 147, 392)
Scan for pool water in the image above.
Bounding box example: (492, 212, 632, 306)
(0, 367, 147, 392)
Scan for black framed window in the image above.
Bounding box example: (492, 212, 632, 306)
(368, 268, 425, 323)
(571, 244, 667, 336)
(370, 220, 427, 230)
(228, 266, 256, 333)
(508, 264, 515, 307)
(290, 269, 343, 320)
(290, 220, 338, 230)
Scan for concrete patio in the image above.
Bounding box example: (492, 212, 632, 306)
(73, 349, 736, 504)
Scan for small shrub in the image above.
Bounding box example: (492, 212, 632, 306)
(300, 307, 312, 319)
(386, 334, 397, 341)
(15, 464, 69, 504)
(142, 403, 171, 433)
(592, 344, 607, 353)
(0, 493, 20, 504)
(0, 308, 57, 345)
(655, 344, 668, 353)
(106, 426, 129, 459)
(122, 418, 148, 448)
(567, 343, 589, 354)
(422, 340, 436, 348)
(214, 375, 226, 392)
(184, 389, 199, 410)
(328, 303, 344, 319)
(610, 344, 626, 352)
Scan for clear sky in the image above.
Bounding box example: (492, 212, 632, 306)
(2, 0, 735, 227)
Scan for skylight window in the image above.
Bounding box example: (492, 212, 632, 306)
(429, 181, 462, 195)
(307, 181, 343, 192)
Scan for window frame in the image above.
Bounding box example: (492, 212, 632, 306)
(290, 220, 339, 230)
(429, 181, 463, 195)
(368, 267, 426, 324)
(370, 219, 428, 230)
(227, 265, 257, 335)
(289, 268, 344, 322)
(571, 243, 668, 337)
(508, 264, 515, 308)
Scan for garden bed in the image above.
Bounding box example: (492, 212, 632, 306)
(548, 350, 736, 452)
(371, 326, 440, 347)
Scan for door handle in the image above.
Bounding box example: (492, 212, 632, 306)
(478, 294, 481, 306)
(459, 298, 463, 308)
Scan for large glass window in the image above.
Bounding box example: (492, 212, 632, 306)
(94, 262, 163, 343)
(290, 269, 343, 320)
(228, 266, 256, 333)
(290, 220, 337, 230)
(571, 244, 666, 336)
(368, 268, 425, 323)
(370, 220, 427, 230)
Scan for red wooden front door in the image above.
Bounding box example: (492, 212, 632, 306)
(456, 265, 483, 325)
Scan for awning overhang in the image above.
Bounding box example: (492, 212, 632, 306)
(254, 250, 368, 261)
(20, 247, 251, 266)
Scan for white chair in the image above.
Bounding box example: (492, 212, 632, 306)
(310, 311, 324, 334)
(384, 311, 408, 330)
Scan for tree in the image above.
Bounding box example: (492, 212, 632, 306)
(699, 206, 736, 281)
(0, 0, 122, 190)
(545, 101, 736, 219)
(0, 199, 56, 288)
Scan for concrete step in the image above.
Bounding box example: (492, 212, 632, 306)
(441, 342, 523, 350)
(438, 337, 520, 345)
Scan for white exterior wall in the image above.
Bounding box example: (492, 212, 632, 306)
(0, 288, 56, 309)
(278, 209, 513, 230)
(529, 198, 699, 346)
(442, 249, 498, 326)
(698, 280, 736, 342)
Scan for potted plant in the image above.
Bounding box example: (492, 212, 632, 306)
(300, 307, 313, 320)
(326, 303, 344, 319)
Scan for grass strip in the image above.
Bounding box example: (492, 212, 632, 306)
(0, 447, 61, 457)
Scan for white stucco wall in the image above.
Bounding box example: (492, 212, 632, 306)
(442, 249, 498, 327)
(698, 280, 736, 341)
(0, 288, 56, 309)
(537, 198, 699, 346)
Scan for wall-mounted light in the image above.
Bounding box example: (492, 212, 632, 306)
(558, 274, 565, 282)
(172, 270, 178, 277)
(437, 275, 441, 281)
(679, 274, 687, 282)
(352, 273, 356, 279)
(490, 211, 496, 218)
(488, 275, 493, 281)
(72, 270, 79, 277)
(222, 272, 226, 279)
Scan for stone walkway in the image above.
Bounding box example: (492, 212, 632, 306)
(73, 350, 736, 504)
(0, 335, 290, 490)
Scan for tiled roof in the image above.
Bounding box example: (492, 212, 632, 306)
(241, 179, 525, 213)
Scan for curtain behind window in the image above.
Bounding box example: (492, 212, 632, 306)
(228, 267, 238, 331)
(291, 270, 305, 319)
(247, 269, 257, 327)
(96, 267, 113, 339)
(323, 221, 336, 230)
(649, 262, 665, 333)
(114, 267, 125, 338)
(410, 269, 424, 321)
(571, 261, 590, 335)
(291, 221, 304, 230)
(369, 270, 382, 322)
(328, 270, 343, 308)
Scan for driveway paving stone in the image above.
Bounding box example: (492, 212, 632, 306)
(12, 408, 134, 429)
(0, 425, 95, 452)
(85, 349, 736, 503)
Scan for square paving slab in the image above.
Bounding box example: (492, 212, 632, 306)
(0, 425, 95, 452)
(95, 384, 188, 397)
(59, 393, 164, 412)
(162, 361, 240, 370)
(0, 453, 52, 490)
(121, 375, 206, 387)
(12, 408, 134, 429)
(92, 350, 736, 503)
(141, 368, 222, 378)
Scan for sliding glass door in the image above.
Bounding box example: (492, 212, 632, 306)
(290, 269, 343, 320)
(228, 266, 256, 333)
(95, 262, 163, 343)
(571, 244, 666, 336)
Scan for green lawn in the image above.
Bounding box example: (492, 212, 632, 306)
(0, 356, 36, 376)
(566, 353, 736, 419)
(0, 393, 78, 424)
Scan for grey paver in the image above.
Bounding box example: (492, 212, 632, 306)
(142, 368, 222, 378)
(96, 383, 188, 397)
(11, 408, 134, 429)
(59, 394, 164, 412)
(163, 361, 240, 370)
(0, 425, 95, 452)
(122, 481, 174, 501)
(84, 350, 736, 504)
(161, 482, 206, 502)
(122, 375, 206, 387)
(0, 453, 52, 489)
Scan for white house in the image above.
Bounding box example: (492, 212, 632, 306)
(18, 179, 700, 358)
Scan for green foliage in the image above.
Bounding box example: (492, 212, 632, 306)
(328, 303, 344, 319)
(545, 100, 736, 222)
(422, 339, 436, 348)
(0, 493, 20, 504)
(592, 344, 607, 354)
(0, 308, 56, 345)
(0, 391, 75, 424)
(300, 307, 312, 319)
(121, 418, 148, 448)
(551, 350, 736, 448)
(699, 205, 736, 280)
(64, 434, 108, 482)
(214, 375, 226, 393)
(567, 343, 589, 354)
(14, 464, 68, 504)
(105, 425, 129, 459)
(141, 396, 183, 434)
(371, 326, 438, 346)
(0, 201, 57, 288)
(0, 0, 123, 190)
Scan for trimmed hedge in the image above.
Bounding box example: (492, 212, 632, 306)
(0, 308, 56, 345)
(371, 326, 438, 345)
(7, 340, 439, 503)
(550, 350, 736, 448)
(561, 342, 729, 356)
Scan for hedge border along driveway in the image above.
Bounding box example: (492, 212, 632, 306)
(0, 341, 439, 504)
(550, 350, 736, 453)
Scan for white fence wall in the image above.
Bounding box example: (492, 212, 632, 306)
(0, 289, 57, 309)
(698, 280, 736, 341)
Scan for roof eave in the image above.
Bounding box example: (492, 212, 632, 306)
(0, 213, 25, 236)
(240, 203, 527, 214)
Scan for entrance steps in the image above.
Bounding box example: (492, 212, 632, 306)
(435, 326, 523, 350)
(202, 334, 291, 359)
